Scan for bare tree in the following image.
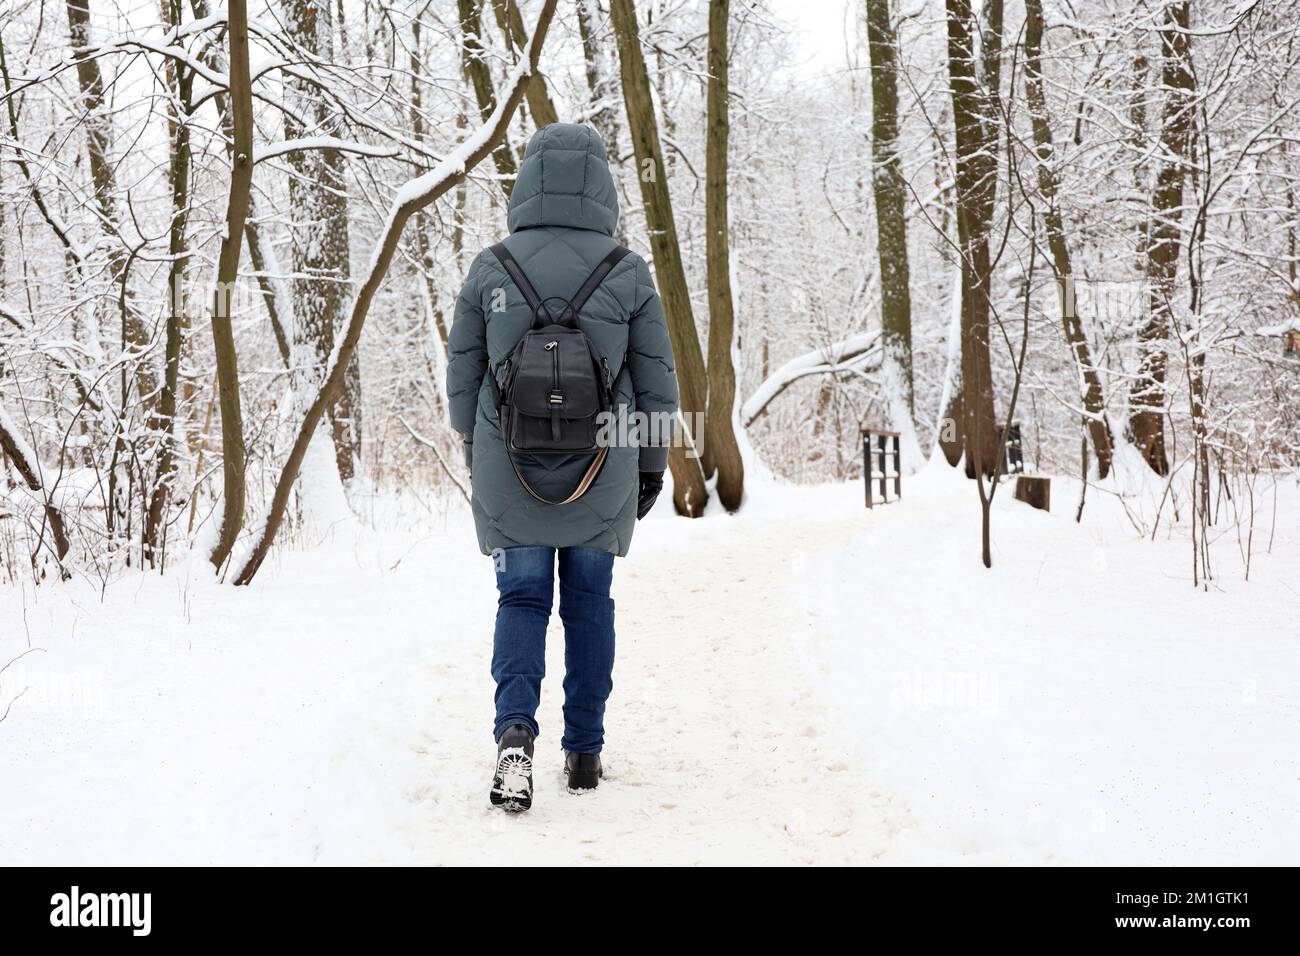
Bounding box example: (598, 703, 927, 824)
(459, 0, 519, 196)
(944, 0, 1000, 478)
(577, 0, 623, 163)
(284, 0, 361, 484)
(490, 0, 559, 127)
(64, 0, 153, 404)
(976, 228, 1037, 567)
(408, 12, 451, 354)
(1129, 1, 1194, 476)
(208, 0, 255, 571)
(866, 0, 915, 441)
(705, 0, 744, 510)
(187, 0, 291, 370)
(144, 0, 194, 564)
(1023, 0, 1114, 479)
(610, 0, 710, 515)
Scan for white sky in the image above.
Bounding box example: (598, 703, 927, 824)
(764, 0, 858, 78)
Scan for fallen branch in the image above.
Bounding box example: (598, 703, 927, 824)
(0, 403, 71, 569)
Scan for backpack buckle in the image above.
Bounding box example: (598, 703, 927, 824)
(549, 391, 564, 405)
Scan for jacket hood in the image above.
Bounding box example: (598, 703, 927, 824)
(506, 124, 619, 237)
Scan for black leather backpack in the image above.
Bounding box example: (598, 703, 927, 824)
(488, 244, 629, 505)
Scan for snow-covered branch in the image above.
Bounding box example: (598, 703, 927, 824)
(742, 332, 880, 426)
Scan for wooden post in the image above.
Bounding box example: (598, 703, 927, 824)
(864, 431, 873, 508)
(877, 434, 887, 503)
(893, 433, 902, 499)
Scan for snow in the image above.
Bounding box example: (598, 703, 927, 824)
(253, 138, 400, 165)
(2, 464, 1297, 865)
(878, 345, 926, 476)
(293, 419, 355, 537)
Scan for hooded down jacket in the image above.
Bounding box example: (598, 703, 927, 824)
(446, 124, 679, 556)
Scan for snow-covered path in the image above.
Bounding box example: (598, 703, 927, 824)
(1, 485, 887, 865)
(2, 466, 1298, 864)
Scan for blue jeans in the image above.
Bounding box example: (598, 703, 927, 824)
(491, 546, 615, 754)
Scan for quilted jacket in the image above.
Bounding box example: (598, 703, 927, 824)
(446, 124, 679, 556)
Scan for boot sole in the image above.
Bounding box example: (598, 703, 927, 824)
(490, 747, 533, 812)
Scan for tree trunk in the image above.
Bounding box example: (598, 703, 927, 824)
(865, 0, 915, 441)
(944, 0, 998, 478)
(704, 0, 743, 511)
(144, 0, 193, 564)
(208, 0, 254, 571)
(1128, 52, 1150, 273)
(1024, 0, 1115, 479)
(459, 0, 518, 197)
(490, 0, 558, 127)
(65, 0, 153, 404)
(188, 0, 290, 370)
(0, 164, 5, 297)
(577, 0, 627, 247)
(0, 408, 72, 568)
(1129, 1, 1193, 477)
(243, 211, 291, 367)
(285, 0, 360, 484)
(234, 0, 559, 585)
(577, 0, 623, 163)
(610, 0, 710, 515)
(409, 14, 451, 352)
(937, 261, 964, 465)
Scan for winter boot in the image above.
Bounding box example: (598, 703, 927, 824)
(564, 751, 603, 793)
(490, 725, 535, 812)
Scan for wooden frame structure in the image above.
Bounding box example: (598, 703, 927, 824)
(996, 422, 1025, 475)
(861, 426, 902, 508)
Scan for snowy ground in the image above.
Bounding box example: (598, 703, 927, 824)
(2, 461, 1298, 865)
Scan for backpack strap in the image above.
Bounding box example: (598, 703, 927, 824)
(569, 245, 631, 316)
(504, 443, 609, 507)
(489, 243, 545, 317)
(491, 243, 630, 326)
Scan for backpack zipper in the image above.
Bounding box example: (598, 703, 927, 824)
(547, 341, 561, 400)
(547, 339, 562, 442)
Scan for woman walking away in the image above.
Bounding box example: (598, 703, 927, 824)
(446, 124, 679, 812)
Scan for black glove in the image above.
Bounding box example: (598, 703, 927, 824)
(463, 440, 473, 477)
(636, 471, 664, 519)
